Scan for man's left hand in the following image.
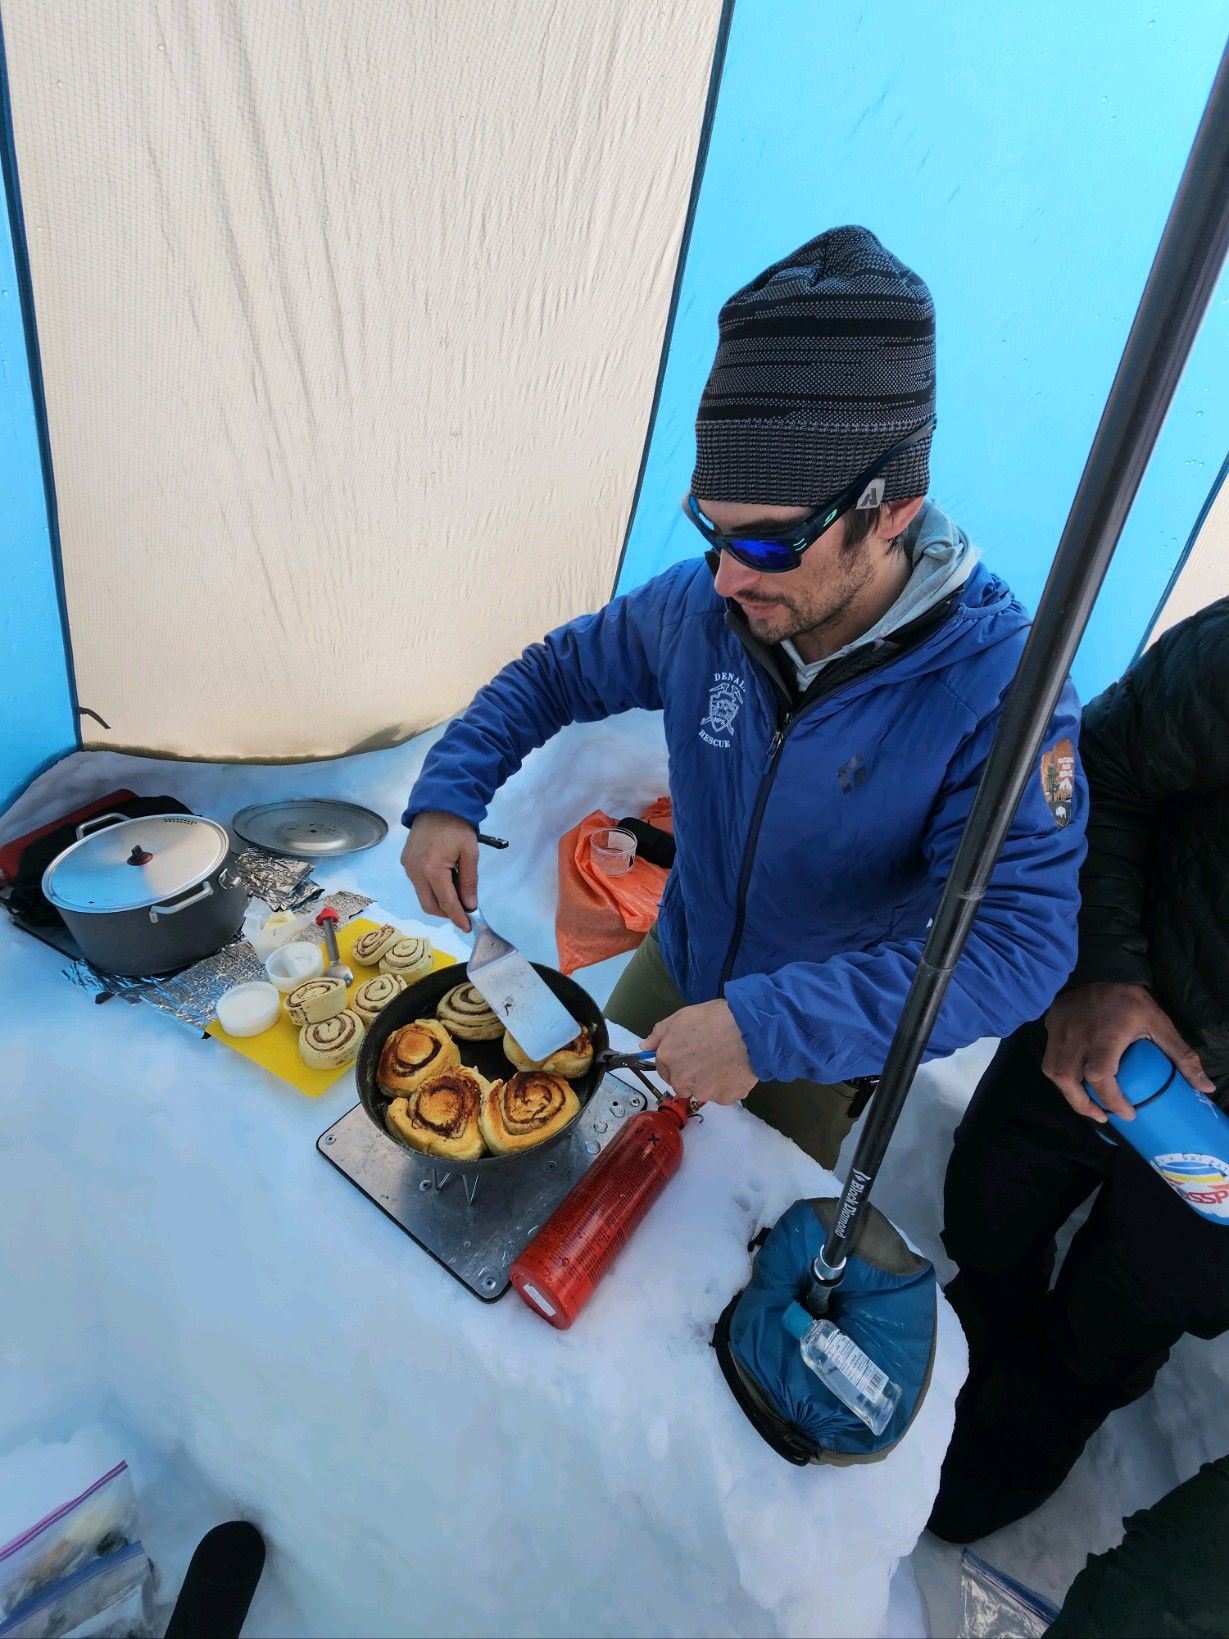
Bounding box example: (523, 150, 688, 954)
(642, 1000, 758, 1105)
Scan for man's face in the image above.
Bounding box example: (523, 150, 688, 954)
(703, 500, 880, 647)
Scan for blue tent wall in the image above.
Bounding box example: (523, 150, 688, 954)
(616, 1, 1229, 703)
(0, 19, 73, 814)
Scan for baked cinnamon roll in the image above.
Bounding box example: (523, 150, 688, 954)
(350, 923, 402, 966)
(385, 1067, 487, 1161)
(379, 935, 434, 982)
(284, 976, 348, 1026)
(352, 972, 408, 1026)
(479, 1071, 580, 1155)
(503, 1024, 594, 1079)
(299, 1008, 365, 1068)
(377, 1019, 459, 1096)
(436, 981, 503, 1040)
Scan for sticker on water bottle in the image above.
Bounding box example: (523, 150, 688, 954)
(1152, 1152, 1229, 1217)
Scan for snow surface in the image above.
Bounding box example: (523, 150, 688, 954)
(2, 710, 1225, 1636)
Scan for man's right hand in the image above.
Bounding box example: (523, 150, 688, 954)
(1043, 981, 1215, 1124)
(401, 811, 479, 933)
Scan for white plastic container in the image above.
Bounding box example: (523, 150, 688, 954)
(247, 908, 311, 961)
(264, 941, 324, 991)
(216, 981, 281, 1037)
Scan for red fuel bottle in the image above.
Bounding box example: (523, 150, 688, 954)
(510, 1096, 692, 1328)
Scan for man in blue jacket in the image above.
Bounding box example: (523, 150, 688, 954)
(402, 226, 1087, 1167)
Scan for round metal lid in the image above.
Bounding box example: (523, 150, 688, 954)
(231, 798, 388, 859)
(43, 814, 231, 914)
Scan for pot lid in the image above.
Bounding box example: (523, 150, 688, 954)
(43, 814, 231, 914)
(231, 798, 388, 858)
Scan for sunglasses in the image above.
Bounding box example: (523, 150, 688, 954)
(682, 418, 936, 573)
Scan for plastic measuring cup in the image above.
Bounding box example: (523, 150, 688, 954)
(590, 827, 637, 877)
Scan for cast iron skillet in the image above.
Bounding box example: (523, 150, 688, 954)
(355, 961, 609, 1173)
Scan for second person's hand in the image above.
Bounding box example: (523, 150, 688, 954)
(1043, 982, 1215, 1124)
(401, 810, 480, 932)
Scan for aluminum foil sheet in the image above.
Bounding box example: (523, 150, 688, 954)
(62, 887, 374, 1032)
(231, 848, 316, 910)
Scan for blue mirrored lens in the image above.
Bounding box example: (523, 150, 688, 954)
(723, 537, 799, 572)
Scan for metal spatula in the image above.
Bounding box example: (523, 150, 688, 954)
(465, 900, 580, 1062)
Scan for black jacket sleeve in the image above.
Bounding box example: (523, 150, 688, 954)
(1071, 596, 1229, 989)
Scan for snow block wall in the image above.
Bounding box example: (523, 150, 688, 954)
(617, 0, 1229, 703)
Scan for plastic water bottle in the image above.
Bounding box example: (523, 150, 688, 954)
(1086, 1039, 1229, 1224)
(781, 1301, 901, 1434)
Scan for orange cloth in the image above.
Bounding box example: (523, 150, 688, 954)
(555, 799, 672, 976)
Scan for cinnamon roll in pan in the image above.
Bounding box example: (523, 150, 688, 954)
(352, 972, 408, 1026)
(436, 981, 503, 1040)
(503, 1025, 594, 1079)
(377, 1019, 459, 1096)
(355, 960, 607, 1167)
(300, 1008, 365, 1068)
(480, 1072, 580, 1155)
(386, 1068, 487, 1161)
(351, 923, 402, 967)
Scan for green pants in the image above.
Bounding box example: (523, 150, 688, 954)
(605, 925, 859, 1170)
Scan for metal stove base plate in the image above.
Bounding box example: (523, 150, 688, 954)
(317, 1072, 650, 1300)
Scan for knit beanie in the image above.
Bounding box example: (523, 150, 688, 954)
(691, 225, 935, 506)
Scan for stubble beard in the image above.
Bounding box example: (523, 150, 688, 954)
(739, 550, 873, 649)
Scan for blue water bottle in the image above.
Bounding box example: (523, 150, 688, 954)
(1086, 1039, 1229, 1223)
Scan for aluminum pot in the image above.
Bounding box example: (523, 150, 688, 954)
(42, 813, 248, 976)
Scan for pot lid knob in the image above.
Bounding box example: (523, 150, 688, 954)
(127, 844, 154, 866)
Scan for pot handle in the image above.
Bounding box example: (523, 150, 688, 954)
(76, 812, 130, 841)
(148, 879, 214, 923)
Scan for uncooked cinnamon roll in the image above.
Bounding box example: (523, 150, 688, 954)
(352, 972, 408, 1026)
(377, 1018, 459, 1096)
(385, 1067, 487, 1161)
(299, 1008, 365, 1068)
(503, 1024, 594, 1079)
(436, 981, 502, 1040)
(284, 976, 348, 1026)
(379, 935, 434, 982)
(351, 923, 401, 966)
(479, 1071, 580, 1155)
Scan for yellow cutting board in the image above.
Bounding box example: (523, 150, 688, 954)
(207, 917, 457, 1097)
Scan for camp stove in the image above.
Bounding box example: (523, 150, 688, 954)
(317, 1067, 654, 1301)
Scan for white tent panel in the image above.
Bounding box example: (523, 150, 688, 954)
(5, 1, 717, 760)
(1149, 468, 1229, 646)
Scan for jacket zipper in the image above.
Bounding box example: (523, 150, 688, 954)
(714, 593, 964, 995)
(718, 710, 794, 991)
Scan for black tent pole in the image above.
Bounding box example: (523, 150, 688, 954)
(806, 37, 1229, 1309)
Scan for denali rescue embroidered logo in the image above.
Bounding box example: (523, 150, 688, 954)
(1039, 738, 1076, 828)
(699, 671, 745, 748)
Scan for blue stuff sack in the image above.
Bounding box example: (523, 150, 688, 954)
(713, 1197, 937, 1465)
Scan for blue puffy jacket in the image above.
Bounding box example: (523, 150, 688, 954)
(405, 509, 1087, 1084)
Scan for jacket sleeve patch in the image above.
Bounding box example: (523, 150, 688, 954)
(1040, 737, 1076, 828)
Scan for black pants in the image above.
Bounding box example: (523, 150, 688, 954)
(943, 1024, 1229, 1437)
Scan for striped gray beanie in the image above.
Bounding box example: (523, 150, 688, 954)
(691, 225, 935, 506)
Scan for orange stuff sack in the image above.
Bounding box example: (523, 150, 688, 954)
(555, 800, 672, 976)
